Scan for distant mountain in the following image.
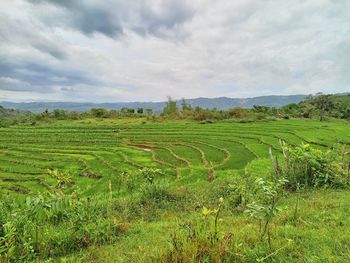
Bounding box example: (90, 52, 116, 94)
(0, 105, 32, 118)
(0, 95, 307, 113)
(185, 95, 307, 109)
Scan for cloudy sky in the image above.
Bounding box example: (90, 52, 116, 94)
(0, 0, 349, 102)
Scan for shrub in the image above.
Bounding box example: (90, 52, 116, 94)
(245, 177, 287, 248)
(0, 189, 124, 261)
(280, 142, 349, 190)
(140, 182, 178, 208)
(161, 198, 244, 262)
(207, 171, 258, 212)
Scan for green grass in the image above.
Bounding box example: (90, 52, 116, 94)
(0, 118, 349, 262)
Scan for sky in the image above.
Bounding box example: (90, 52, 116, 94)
(0, 0, 349, 102)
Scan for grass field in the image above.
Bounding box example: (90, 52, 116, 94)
(0, 118, 349, 262)
(1, 118, 349, 195)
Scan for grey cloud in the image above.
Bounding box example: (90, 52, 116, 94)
(28, 0, 194, 39)
(32, 42, 67, 60)
(19, 63, 99, 87)
(0, 13, 67, 60)
(74, 8, 123, 37)
(0, 77, 32, 92)
(0, 58, 101, 93)
(61, 87, 74, 92)
(137, 0, 195, 37)
(28, 0, 124, 37)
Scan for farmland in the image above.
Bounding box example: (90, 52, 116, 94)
(0, 118, 350, 262)
(1, 119, 349, 194)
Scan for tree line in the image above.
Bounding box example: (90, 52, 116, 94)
(159, 94, 350, 121)
(1, 94, 349, 127)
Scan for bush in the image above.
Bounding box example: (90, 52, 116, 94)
(280, 143, 349, 190)
(140, 181, 180, 209)
(206, 172, 257, 211)
(161, 198, 244, 262)
(0, 191, 124, 261)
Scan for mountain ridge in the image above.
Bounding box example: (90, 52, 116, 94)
(0, 94, 308, 113)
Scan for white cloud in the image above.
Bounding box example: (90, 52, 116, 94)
(0, 0, 349, 102)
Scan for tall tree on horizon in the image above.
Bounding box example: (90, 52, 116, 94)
(314, 95, 334, 121)
(162, 96, 178, 115)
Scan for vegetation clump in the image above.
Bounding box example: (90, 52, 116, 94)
(161, 198, 241, 262)
(0, 173, 124, 261)
(280, 142, 350, 190)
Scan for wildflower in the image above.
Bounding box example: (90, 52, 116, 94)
(202, 206, 211, 216)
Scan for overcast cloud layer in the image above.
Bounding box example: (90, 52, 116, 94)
(0, 0, 349, 102)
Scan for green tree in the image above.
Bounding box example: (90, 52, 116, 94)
(41, 109, 50, 119)
(53, 109, 66, 120)
(253, 105, 270, 113)
(180, 98, 192, 112)
(67, 111, 80, 120)
(314, 95, 334, 121)
(341, 106, 350, 119)
(90, 108, 108, 118)
(120, 107, 135, 116)
(162, 96, 178, 116)
(109, 109, 119, 118)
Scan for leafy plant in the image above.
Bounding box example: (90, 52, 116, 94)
(280, 142, 349, 190)
(140, 180, 179, 209)
(48, 169, 74, 191)
(245, 177, 287, 248)
(139, 168, 162, 185)
(0, 174, 124, 261)
(162, 198, 242, 262)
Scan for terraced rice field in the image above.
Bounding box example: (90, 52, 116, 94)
(0, 119, 349, 195)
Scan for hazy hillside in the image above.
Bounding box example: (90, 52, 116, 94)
(0, 95, 306, 113)
(306, 93, 350, 106)
(0, 105, 32, 118)
(297, 93, 350, 111)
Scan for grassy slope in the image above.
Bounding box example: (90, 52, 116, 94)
(82, 188, 350, 262)
(0, 118, 349, 261)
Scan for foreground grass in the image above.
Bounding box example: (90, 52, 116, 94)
(65, 187, 350, 262)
